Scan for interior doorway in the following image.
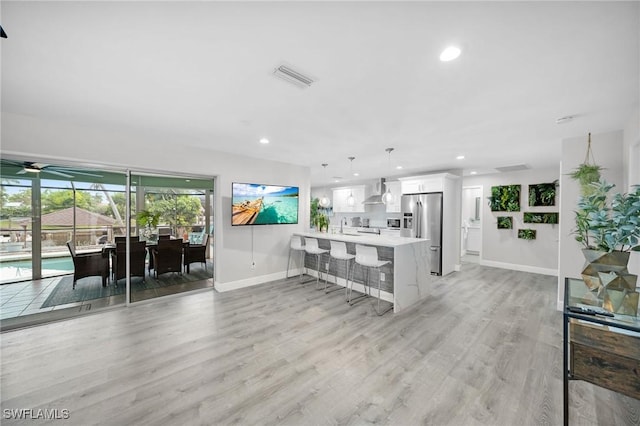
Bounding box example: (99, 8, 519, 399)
(461, 185, 482, 262)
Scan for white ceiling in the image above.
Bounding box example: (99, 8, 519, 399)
(1, 1, 638, 186)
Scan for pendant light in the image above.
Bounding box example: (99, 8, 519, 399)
(381, 148, 394, 205)
(346, 157, 356, 206)
(319, 163, 331, 208)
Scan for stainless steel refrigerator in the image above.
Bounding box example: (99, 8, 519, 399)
(400, 192, 443, 275)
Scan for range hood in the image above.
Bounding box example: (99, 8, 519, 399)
(363, 178, 386, 205)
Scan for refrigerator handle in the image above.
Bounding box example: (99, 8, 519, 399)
(417, 200, 422, 238)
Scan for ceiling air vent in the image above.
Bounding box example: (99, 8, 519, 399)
(495, 164, 530, 173)
(273, 64, 315, 89)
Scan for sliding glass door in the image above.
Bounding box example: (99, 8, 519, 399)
(128, 173, 214, 302)
(0, 158, 215, 326)
(0, 177, 35, 283)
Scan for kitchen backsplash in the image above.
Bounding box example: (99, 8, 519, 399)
(330, 204, 401, 229)
(311, 186, 401, 228)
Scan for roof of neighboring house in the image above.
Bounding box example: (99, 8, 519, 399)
(18, 207, 117, 227)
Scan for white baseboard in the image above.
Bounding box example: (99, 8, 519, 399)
(215, 269, 296, 292)
(215, 268, 394, 304)
(480, 259, 558, 277)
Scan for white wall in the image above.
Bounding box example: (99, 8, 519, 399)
(623, 108, 640, 286)
(1, 112, 310, 289)
(623, 106, 640, 191)
(463, 167, 560, 275)
(557, 130, 625, 308)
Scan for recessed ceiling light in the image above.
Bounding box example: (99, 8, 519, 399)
(259, 138, 269, 144)
(353, 173, 359, 177)
(396, 165, 403, 170)
(470, 171, 477, 175)
(456, 155, 465, 160)
(440, 46, 461, 62)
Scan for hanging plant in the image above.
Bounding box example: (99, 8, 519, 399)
(569, 133, 602, 197)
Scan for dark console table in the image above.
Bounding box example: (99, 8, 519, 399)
(563, 277, 640, 425)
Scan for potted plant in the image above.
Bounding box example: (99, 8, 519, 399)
(569, 133, 602, 197)
(570, 164, 602, 197)
(310, 197, 330, 232)
(316, 214, 329, 232)
(136, 209, 160, 241)
(573, 180, 640, 315)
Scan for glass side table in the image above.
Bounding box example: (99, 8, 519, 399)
(563, 277, 640, 426)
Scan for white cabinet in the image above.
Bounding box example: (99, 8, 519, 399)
(384, 181, 402, 213)
(399, 175, 445, 194)
(379, 229, 401, 237)
(466, 227, 481, 253)
(332, 186, 366, 213)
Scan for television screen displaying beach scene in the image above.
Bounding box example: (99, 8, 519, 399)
(232, 182, 299, 226)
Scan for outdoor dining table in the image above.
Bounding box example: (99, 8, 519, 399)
(102, 239, 189, 274)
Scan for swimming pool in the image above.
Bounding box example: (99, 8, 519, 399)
(0, 256, 73, 283)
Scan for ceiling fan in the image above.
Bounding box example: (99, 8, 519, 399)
(4, 160, 103, 179)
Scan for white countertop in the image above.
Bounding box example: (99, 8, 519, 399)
(296, 230, 428, 247)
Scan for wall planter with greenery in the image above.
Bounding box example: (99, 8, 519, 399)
(488, 185, 521, 212)
(523, 212, 559, 224)
(573, 180, 640, 315)
(528, 181, 558, 206)
(517, 229, 536, 240)
(497, 217, 513, 229)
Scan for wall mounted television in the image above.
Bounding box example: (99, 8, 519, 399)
(232, 182, 299, 226)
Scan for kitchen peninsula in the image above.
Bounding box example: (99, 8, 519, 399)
(294, 231, 431, 313)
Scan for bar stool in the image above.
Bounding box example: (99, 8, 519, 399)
(349, 244, 393, 316)
(286, 235, 305, 279)
(304, 237, 328, 289)
(324, 240, 356, 298)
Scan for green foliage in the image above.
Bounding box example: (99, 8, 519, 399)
(528, 181, 558, 206)
(146, 195, 202, 227)
(310, 198, 331, 230)
(518, 229, 536, 240)
(570, 164, 602, 197)
(310, 197, 320, 227)
(488, 185, 521, 212)
(314, 213, 330, 231)
(497, 216, 513, 229)
(0, 188, 32, 218)
(101, 192, 127, 219)
(136, 209, 160, 228)
(523, 212, 559, 224)
(574, 180, 640, 252)
(40, 189, 97, 214)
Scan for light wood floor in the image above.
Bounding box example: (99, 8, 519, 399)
(1, 262, 639, 425)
